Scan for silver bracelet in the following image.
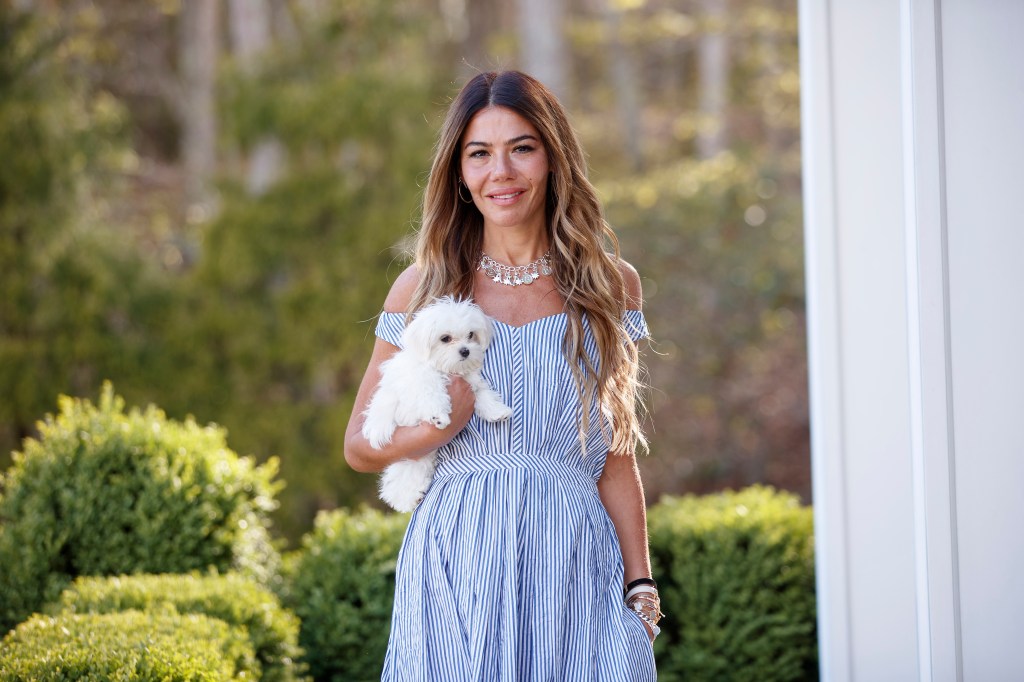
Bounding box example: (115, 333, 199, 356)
(632, 608, 661, 637)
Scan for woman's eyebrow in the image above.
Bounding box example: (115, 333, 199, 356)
(464, 134, 539, 149)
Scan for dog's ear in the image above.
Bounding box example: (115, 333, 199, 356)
(400, 309, 436, 359)
(475, 309, 495, 348)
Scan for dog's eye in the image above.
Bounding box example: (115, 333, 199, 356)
(440, 335, 452, 343)
(468, 331, 475, 340)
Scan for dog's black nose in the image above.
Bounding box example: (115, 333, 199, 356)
(459, 347, 470, 358)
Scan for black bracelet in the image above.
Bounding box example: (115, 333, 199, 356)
(625, 577, 657, 593)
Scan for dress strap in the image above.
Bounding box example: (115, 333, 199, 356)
(624, 309, 649, 342)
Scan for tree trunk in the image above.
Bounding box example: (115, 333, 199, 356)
(604, 1, 643, 171)
(228, 0, 285, 195)
(761, 0, 785, 157)
(229, 0, 271, 56)
(444, 0, 479, 77)
(269, 0, 299, 44)
(516, 0, 570, 102)
(179, 0, 220, 212)
(696, 0, 729, 158)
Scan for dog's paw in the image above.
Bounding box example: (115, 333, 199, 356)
(478, 401, 513, 422)
(474, 388, 513, 422)
(429, 413, 451, 430)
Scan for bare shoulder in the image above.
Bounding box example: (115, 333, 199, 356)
(382, 264, 421, 313)
(614, 257, 643, 311)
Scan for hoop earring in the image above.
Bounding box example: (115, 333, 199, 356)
(457, 180, 473, 205)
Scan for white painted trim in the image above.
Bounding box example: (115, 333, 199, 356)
(899, 0, 963, 679)
(798, 2, 852, 680)
(900, 0, 934, 675)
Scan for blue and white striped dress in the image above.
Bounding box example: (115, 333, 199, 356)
(376, 310, 656, 682)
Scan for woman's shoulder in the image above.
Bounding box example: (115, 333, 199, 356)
(382, 264, 421, 314)
(612, 256, 643, 311)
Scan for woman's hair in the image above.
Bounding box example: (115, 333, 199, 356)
(409, 70, 646, 455)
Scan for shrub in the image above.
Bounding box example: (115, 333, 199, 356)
(52, 573, 305, 682)
(0, 383, 282, 632)
(0, 610, 257, 681)
(648, 486, 817, 682)
(283, 507, 409, 681)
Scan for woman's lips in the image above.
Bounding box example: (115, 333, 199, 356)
(487, 189, 525, 204)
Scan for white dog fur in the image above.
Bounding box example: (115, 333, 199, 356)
(362, 297, 512, 512)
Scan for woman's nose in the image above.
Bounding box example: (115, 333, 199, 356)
(492, 153, 513, 179)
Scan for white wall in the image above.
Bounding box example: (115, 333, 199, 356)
(798, 1, 1024, 680)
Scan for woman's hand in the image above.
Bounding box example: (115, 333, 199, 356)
(446, 375, 476, 432)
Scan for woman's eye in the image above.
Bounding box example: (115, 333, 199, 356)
(514, 145, 534, 154)
(469, 150, 488, 158)
(440, 335, 452, 343)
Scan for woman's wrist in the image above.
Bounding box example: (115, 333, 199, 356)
(624, 576, 664, 639)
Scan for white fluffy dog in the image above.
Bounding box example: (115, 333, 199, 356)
(362, 297, 512, 512)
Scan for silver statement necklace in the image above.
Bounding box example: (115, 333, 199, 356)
(478, 250, 553, 286)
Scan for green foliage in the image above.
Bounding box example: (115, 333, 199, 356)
(0, 4, 168, 480)
(281, 491, 815, 680)
(0, 0, 810, 548)
(0, 0, 453, 546)
(282, 507, 409, 682)
(167, 0, 454, 540)
(648, 486, 817, 682)
(52, 573, 305, 682)
(0, 384, 282, 633)
(569, 0, 809, 499)
(0, 610, 257, 682)
(601, 151, 808, 493)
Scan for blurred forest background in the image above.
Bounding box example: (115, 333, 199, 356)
(0, 0, 807, 544)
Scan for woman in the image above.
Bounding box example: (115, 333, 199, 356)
(345, 70, 660, 681)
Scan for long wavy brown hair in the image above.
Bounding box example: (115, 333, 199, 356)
(408, 70, 646, 455)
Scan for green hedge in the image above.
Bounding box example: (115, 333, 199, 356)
(52, 573, 305, 682)
(648, 486, 817, 681)
(0, 610, 257, 681)
(279, 489, 816, 680)
(282, 507, 409, 682)
(0, 384, 282, 632)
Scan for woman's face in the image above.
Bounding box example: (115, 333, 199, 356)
(459, 106, 550, 235)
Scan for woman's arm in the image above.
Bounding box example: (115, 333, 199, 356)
(343, 266, 476, 473)
(598, 257, 656, 638)
(599, 449, 657, 644)
(598, 451, 652, 588)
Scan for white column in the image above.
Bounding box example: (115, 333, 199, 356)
(801, 0, 1024, 679)
(800, 1, 919, 678)
(939, 2, 1024, 679)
